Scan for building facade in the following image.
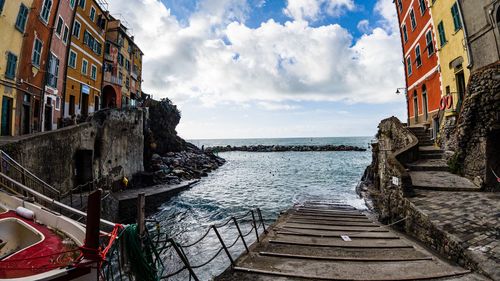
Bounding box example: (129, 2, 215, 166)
(103, 16, 143, 109)
(64, 0, 107, 119)
(459, 0, 500, 71)
(43, 0, 76, 131)
(16, 0, 60, 135)
(0, 0, 34, 136)
(396, 0, 442, 131)
(429, 0, 470, 134)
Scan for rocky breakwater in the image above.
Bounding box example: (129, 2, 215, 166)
(206, 144, 367, 153)
(150, 144, 225, 185)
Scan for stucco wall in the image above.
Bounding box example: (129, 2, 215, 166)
(0, 108, 144, 194)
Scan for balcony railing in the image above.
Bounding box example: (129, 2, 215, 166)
(104, 74, 122, 86)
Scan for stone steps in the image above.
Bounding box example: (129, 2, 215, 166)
(407, 159, 449, 172)
(409, 171, 481, 192)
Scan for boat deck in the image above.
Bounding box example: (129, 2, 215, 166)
(216, 202, 489, 281)
(0, 211, 79, 279)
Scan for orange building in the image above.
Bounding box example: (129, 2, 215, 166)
(102, 16, 143, 109)
(395, 0, 442, 133)
(63, 0, 107, 119)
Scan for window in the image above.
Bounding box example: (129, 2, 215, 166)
(5, 53, 17, 79)
(451, 2, 462, 31)
(79, 0, 85, 9)
(126, 77, 129, 89)
(69, 50, 77, 68)
(117, 53, 124, 66)
(32, 38, 43, 67)
(415, 45, 422, 67)
(402, 24, 408, 43)
(90, 64, 97, 80)
(73, 20, 81, 38)
(418, 0, 427, 15)
(63, 25, 69, 43)
(410, 9, 417, 30)
(70, 0, 75, 9)
(397, 0, 403, 12)
(0, 0, 5, 14)
(407, 56, 412, 76)
(55, 16, 63, 36)
(425, 30, 435, 56)
(437, 21, 447, 47)
(82, 59, 88, 75)
(40, 0, 52, 23)
(90, 7, 96, 21)
(125, 60, 130, 71)
(413, 91, 419, 123)
(47, 53, 59, 88)
(15, 4, 29, 32)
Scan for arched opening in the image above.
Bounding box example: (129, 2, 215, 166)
(102, 85, 117, 109)
(422, 84, 428, 121)
(413, 90, 419, 124)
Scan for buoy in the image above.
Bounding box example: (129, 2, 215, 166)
(16, 206, 35, 220)
(439, 97, 447, 110)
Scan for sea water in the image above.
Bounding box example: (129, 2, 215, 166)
(152, 137, 372, 280)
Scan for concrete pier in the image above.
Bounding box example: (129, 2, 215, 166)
(216, 202, 488, 280)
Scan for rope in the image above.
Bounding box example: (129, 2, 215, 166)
(190, 247, 224, 269)
(242, 225, 255, 237)
(491, 167, 500, 183)
(179, 227, 213, 248)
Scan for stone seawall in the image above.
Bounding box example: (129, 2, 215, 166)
(0, 108, 145, 194)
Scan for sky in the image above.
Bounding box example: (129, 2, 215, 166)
(107, 0, 406, 139)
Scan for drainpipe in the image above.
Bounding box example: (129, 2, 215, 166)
(61, 0, 79, 121)
(457, 1, 474, 69)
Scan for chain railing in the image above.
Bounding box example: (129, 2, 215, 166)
(101, 209, 268, 281)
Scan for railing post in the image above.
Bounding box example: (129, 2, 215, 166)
(232, 217, 249, 253)
(171, 240, 200, 281)
(212, 225, 235, 266)
(251, 210, 259, 242)
(257, 208, 267, 233)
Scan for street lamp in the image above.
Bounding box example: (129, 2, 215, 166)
(395, 87, 410, 126)
(395, 87, 407, 95)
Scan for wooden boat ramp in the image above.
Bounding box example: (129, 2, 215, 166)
(216, 201, 488, 281)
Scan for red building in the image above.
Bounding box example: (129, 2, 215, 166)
(43, 0, 76, 131)
(16, 0, 60, 135)
(395, 0, 442, 132)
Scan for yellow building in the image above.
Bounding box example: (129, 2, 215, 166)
(0, 0, 34, 136)
(64, 0, 107, 118)
(430, 0, 470, 123)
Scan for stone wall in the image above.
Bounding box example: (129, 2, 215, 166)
(0, 108, 145, 194)
(446, 62, 500, 190)
(366, 116, 484, 275)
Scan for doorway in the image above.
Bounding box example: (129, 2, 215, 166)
(486, 129, 500, 190)
(81, 94, 89, 116)
(455, 71, 465, 113)
(44, 98, 53, 131)
(1, 97, 13, 136)
(74, 149, 93, 190)
(69, 95, 75, 116)
(21, 94, 31, 135)
(413, 90, 419, 124)
(422, 84, 428, 121)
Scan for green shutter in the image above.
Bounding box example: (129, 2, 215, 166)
(15, 4, 28, 32)
(5, 53, 17, 79)
(0, 0, 5, 14)
(451, 3, 462, 31)
(438, 22, 447, 47)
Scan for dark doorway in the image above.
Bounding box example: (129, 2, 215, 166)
(413, 90, 419, 124)
(74, 149, 93, 190)
(44, 98, 53, 131)
(455, 71, 466, 112)
(102, 85, 116, 108)
(1, 97, 13, 136)
(81, 94, 89, 116)
(422, 84, 428, 121)
(485, 129, 500, 190)
(69, 95, 75, 116)
(21, 94, 31, 135)
(94, 95, 100, 111)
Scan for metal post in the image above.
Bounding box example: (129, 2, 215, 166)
(232, 217, 249, 253)
(251, 210, 260, 242)
(212, 225, 235, 266)
(171, 240, 200, 281)
(257, 208, 267, 233)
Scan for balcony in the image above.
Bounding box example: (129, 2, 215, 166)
(103, 73, 122, 86)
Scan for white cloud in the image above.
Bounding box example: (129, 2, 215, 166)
(107, 0, 403, 109)
(374, 0, 399, 33)
(283, 0, 355, 21)
(357, 19, 371, 33)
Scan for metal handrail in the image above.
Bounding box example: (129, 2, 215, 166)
(0, 150, 61, 197)
(0, 172, 115, 230)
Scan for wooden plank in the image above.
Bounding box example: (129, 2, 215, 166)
(282, 225, 390, 232)
(258, 251, 433, 262)
(276, 231, 400, 239)
(268, 239, 414, 249)
(286, 220, 378, 227)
